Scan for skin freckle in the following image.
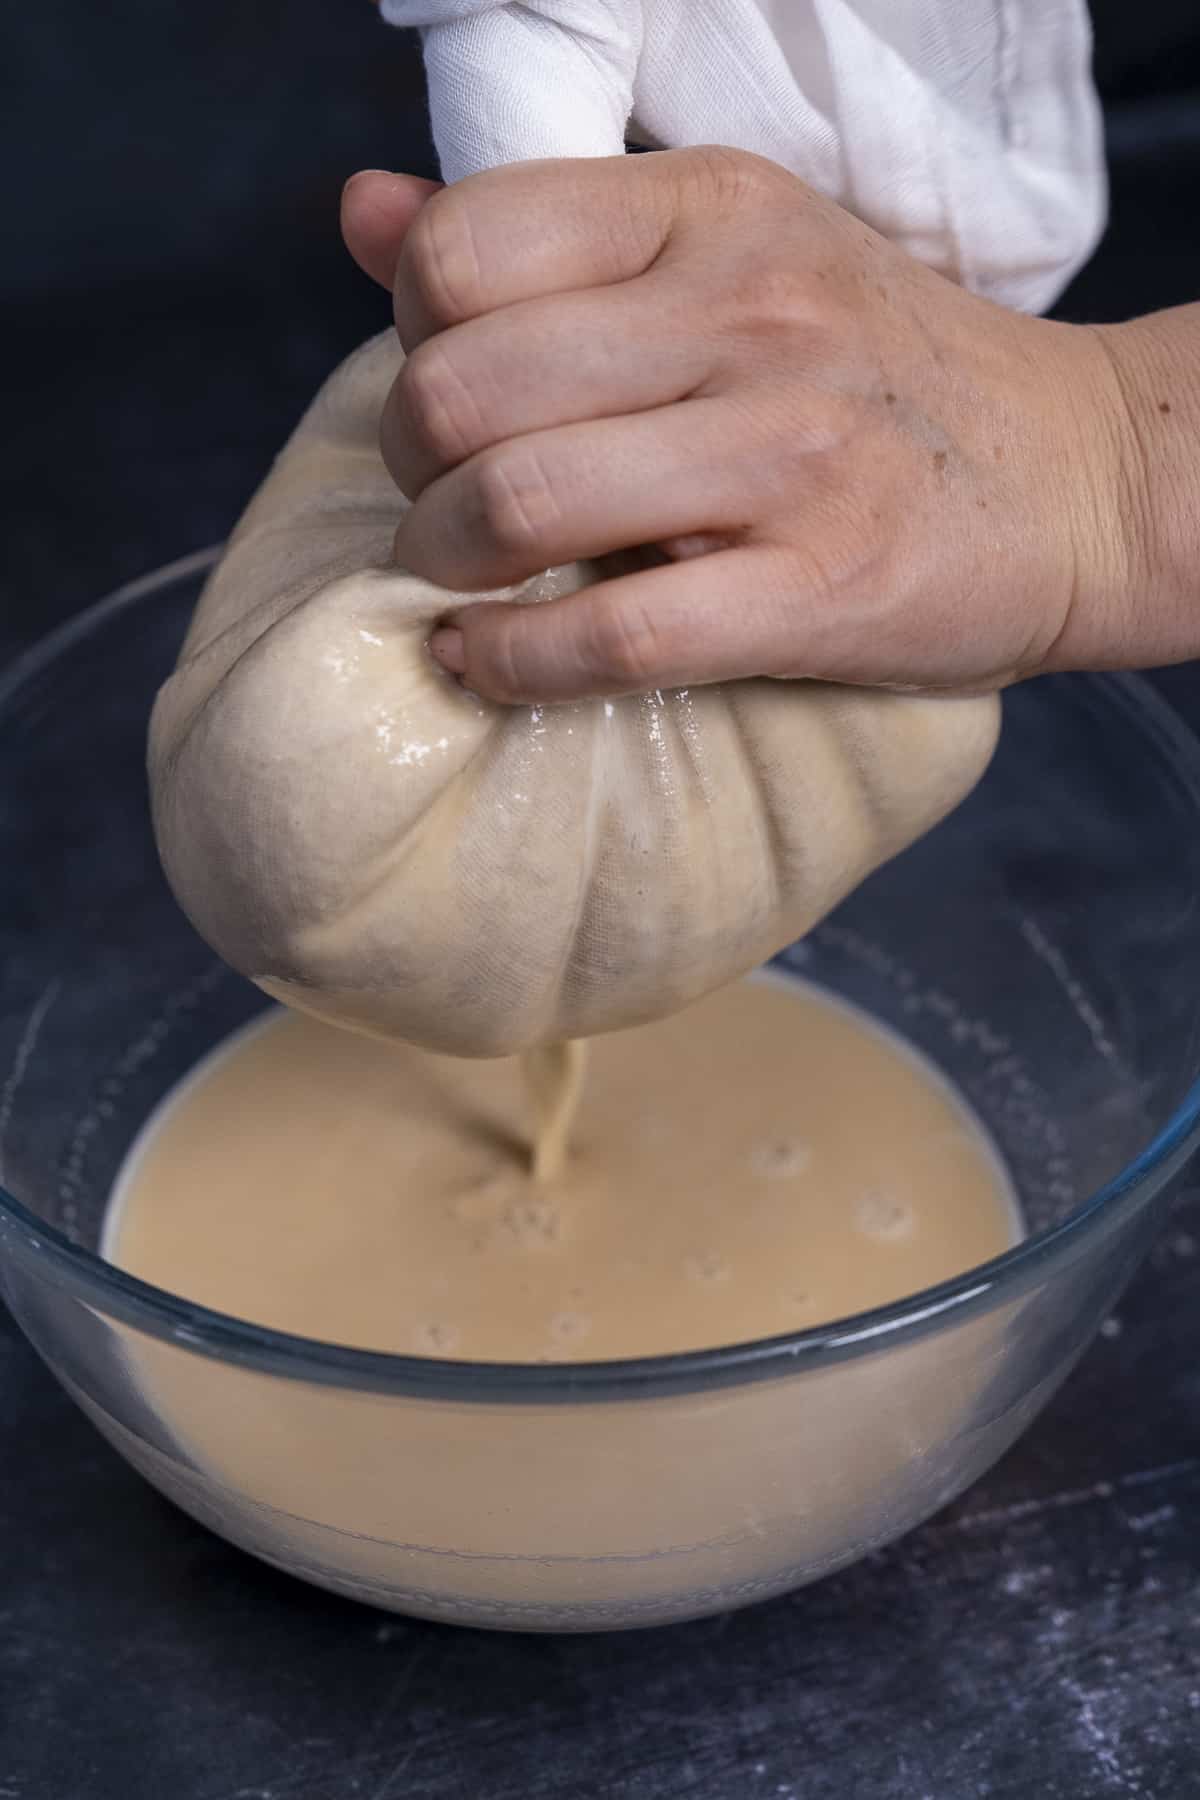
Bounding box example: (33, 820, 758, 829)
(933, 450, 948, 474)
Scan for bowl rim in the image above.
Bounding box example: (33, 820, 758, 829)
(2, 549, 1199, 1403)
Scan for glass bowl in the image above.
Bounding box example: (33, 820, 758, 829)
(2, 551, 1199, 1634)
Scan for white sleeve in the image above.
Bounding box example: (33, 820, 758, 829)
(379, 0, 1105, 313)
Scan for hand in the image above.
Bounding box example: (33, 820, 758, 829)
(341, 152, 1148, 705)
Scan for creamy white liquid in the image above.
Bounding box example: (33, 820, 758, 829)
(104, 973, 1018, 1360)
(95, 975, 1022, 1624)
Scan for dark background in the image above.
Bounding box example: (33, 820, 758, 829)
(3, 5, 1200, 1797)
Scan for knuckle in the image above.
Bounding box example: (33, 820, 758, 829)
(725, 260, 812, 346)
(585, 593, 665, 689)
(683, 145, 780, 213)
(404, 189, 486, 326)
(398, 341, 482, 468)
(473, 447, 562, 559)
(779, 384, 855, 461)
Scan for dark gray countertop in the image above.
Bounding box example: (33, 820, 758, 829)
(3, 4, 1199, 1793)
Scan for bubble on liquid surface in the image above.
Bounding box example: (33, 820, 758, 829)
(548, 1310, 591, 1345)
(750, 1138, 812, 1180)
(498, 1195, 562, 1250)
(451, 1172, 510, 1226)
(854, 1189, 915, 1243)
(685, 1251, 731, 1286)
(415, 1320, 460, 1353)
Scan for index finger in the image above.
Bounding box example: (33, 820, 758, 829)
(394, 151, 690, 349)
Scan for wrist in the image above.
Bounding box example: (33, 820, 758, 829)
(1082, 312, 1200, 669)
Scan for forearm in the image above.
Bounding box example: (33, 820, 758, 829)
(1093, 306, 1200, 669)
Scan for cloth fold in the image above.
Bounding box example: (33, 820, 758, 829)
(380, 0, 1105, 313)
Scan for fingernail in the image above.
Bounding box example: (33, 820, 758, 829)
(342, 168, 397, 196)
(430, 626, 466, 676)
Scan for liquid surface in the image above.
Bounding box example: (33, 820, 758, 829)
(106, 977, 1018, 1361)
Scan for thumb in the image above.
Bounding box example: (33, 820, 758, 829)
(341, 170, 443, 291)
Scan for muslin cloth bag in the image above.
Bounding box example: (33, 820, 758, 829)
(150, 0, 1103, 1054)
